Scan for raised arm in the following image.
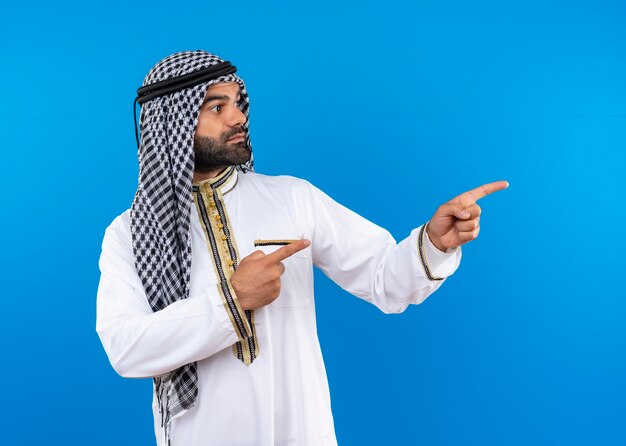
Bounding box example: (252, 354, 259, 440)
(304, 180, 462, 314)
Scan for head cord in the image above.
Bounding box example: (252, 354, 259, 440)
(133, 61, 237, 149)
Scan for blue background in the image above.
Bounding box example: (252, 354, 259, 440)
(2, 0, 625, 444)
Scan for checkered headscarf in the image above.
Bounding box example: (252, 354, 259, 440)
(130, 50, 254, 443)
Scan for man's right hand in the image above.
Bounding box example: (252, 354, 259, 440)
(231, 239, 311, 310)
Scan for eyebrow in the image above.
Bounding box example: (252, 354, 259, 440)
(202, 87, 242, 105)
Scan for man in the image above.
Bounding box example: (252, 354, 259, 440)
(96, 50, 508, 446)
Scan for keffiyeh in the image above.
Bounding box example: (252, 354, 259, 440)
(130, 50, 254, 444)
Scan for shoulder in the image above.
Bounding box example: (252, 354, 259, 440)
(106, 208, 132, 237)
(101, 208, 133, 258)
(240, 170, 314, 195)
(241, 170, 311, 187)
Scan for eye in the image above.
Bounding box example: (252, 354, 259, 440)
(209, 104, 222, 112)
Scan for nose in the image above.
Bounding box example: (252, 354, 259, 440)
(227, 103, 247, 128)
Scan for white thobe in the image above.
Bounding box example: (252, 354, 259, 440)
(95, 166, 462, 446)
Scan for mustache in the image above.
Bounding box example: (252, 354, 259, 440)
(223, 128, 245, 141)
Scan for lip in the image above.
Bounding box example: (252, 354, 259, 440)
(228, 134, 244, 142)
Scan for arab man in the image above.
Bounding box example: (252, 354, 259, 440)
(95, 49, 508, 446)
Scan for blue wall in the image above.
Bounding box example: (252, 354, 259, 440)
(2, 0, 624, 444)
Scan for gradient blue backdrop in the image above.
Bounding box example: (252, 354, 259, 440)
(2, 0, 624, 444)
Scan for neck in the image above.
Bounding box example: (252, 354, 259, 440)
(193, 166, 228, 183)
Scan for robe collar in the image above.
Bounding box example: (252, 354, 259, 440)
(192, 165, 239, 195)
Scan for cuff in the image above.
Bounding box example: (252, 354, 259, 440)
(418, 221, 462, 280)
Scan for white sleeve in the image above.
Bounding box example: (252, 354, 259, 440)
(304, 181, 462, 314)
(95, 216, 240, 379)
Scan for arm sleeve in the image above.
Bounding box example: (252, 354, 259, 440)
(95, 216, 240, 379)
(304, 181, 462, 314)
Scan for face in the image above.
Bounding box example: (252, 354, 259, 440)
(193, 81, 250, 173)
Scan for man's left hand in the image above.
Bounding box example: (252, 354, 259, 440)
(426, 180, 509, 252)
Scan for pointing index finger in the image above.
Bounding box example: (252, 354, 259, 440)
(460, 180, 509, 204)
(264, 239, 311, 263)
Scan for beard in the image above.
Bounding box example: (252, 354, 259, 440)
(193, 128, 251, 173)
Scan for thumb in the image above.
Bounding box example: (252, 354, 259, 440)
(438, 202, 471, 220)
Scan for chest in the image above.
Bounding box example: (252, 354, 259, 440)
(189, 184, 314, 307)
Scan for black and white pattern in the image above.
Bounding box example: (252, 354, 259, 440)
(129, 50, 254, 444)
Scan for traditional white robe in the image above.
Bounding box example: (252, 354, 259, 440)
(96, 166, 462, 445)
